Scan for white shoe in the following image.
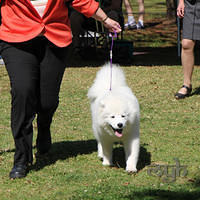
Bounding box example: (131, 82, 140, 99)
(124, 22, 137, 30)
(0, 58, 4, 65)
(137, 21, 145, 29)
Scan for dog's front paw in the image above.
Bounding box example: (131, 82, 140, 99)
(98, 153, 103, 160)
(102, 159, 113, 166)
(126, 166, 137, 173)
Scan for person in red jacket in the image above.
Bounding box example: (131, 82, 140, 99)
(0, 0, 121, 179)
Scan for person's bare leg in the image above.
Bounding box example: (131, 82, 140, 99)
(124, 0, 133, 16)
(178, 39, 195, 94)
(124, 0, 136, 28)
(137, 0, 144, 22)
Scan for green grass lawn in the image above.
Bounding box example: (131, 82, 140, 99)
(1, 65, 200, 200)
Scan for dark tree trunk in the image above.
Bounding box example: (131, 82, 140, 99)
(166, 0, 177, 19)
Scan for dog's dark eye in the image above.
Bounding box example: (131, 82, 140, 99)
(121, 115, 125, 118)
(111, 116, 115, 118)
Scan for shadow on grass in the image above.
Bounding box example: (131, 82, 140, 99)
(191, 86, 200, 96)
(66, 40, 200, 67)
(131, 46, 181, 66)
(124, 189, 200, 200)
(31, 140, 151, 172)
(66, 46, 183, 67)
(0, 148, 15, 155)
(123, 168, 200, 200)
(112, 144, 151, 171)
(31, 139, 97, 171)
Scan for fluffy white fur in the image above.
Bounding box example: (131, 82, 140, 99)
(87, 63, 140, 172)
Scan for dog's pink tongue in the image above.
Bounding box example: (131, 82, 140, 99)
(115, 131, 123, 138)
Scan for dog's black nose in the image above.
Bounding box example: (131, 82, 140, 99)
(117, 123, 123, 128)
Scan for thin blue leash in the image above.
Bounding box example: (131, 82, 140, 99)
(109, 31, 117, 91)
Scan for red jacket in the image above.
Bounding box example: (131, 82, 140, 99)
(0, 0, 99, 47)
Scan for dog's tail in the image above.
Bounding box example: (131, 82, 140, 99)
(87, 63, 127, 102)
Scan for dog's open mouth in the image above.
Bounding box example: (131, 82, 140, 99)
(111, 126, 123, 138)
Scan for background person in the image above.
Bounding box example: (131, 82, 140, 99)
(175, 0, 198, 99)
(0, 0, 121, 179)
(124, 0, 145, 29)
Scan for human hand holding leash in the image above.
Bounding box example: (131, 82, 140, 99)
(102, 17, 121, 33)
(92, 7, 121, 33)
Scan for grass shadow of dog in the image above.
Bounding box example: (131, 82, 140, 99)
(31, 140, 150, 172)
(112, 144, 151, 172)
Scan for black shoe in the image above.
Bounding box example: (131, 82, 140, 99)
(175, 85, 192, 100)
(9, 164, 28, 179)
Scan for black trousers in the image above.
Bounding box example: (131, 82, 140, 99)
(0, 37, 69, 166)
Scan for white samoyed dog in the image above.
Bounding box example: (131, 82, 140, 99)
(87, 63, 140, 172)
